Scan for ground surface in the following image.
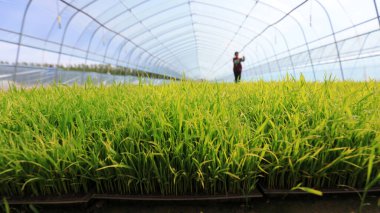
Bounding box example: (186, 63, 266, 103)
(9, 195, 380, 213)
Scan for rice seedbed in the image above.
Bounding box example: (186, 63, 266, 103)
(0, 80, 379, 197)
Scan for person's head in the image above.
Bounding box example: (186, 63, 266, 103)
(234, 51, 239, 57)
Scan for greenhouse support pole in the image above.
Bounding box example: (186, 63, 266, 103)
(56, 1, 95, 68)
(116, 41, 128, 67)
(315, 1, 345, 81)
(374, 0, 380, 28)
(14, 0, 32, 82)
(188, 1, 201, 76)
(275, 29, 296, 77)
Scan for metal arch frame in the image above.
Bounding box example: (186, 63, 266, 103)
(107, 10, 289, 56)
(160, 44, 229, 62)
(215, 46, 266, 80)
(103, 34, 127, 63)
(53, 0, 132, 66)
(101, 1, 190, 65)
(150, 37, 197, 57)
(8, 0, 378, 81)
(253, 45, 273, 75)
(115, 40, 128, 66)
(243, 51, 264, 77)
(143, 23, 275, 64)
(208, 0, 259, 72)
(11, 0, 311, 80)
(154, 39, 274, 75)
(116, 1, 190, 72)
(52, 2, 120, 64)
(80, 1, 126, 64)
(103, 25, 189, 70)
(258, 1, 316, 80)
(1, 29, 123, 68)
(57, 0, 303, 78)
(155, 44, 267, 76)
(203, 0, 317, 80)
(247, 27, 380, 80)
(374, 0, 380, 27)
(314, 0, 345, 80)
(241, 18, 378, 75)
(189, 15, 282, 73)
(148, 42, 222, 65)
(56, 0, 180, 74)
(10, 0, 302, 80)
(120, 37, 180, 74)
(125, 44, 164, 75)
(109, 0, 312, 44)
(192, 23, 283, 75)
(117, 25, 194, 73)
(349, 33, 371, 71)
(136, 49, 177, 73)
(149, 30, 244, 55)
(155, 34, 266, 65)
(78, 0, 295, 76)
(255, 17, 378, 62)
(122, 10, 287, 59)
(188, 1, 201, 74)
(333, 27, 380, 74)
(227, 46, 270, 80)
(186, 0, 314, 79)
(198, 23, 283, 72)
(163, 45, 264, 76)
(55, 1, 97, 67)
(189, 1, 310, 69)
(76, 9, 178, 74)
(131, 6, 196, 73)
(13, 0, 32, 81)
(133, 51, 147, 72)
(101, 4, 188, 63)
(129, 25, 192, 54)
(157, 42, 224, 62)
(190, 12, 296, 75)
(146, 33, 195, 54)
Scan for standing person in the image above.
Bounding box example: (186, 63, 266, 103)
(233, 52, 245, 83)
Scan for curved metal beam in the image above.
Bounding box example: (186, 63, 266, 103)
(374, 0, 380, 28)
(58, 0, 180, 73)
(211, 0, 317, 80)
(14, 0, 32, 81)
(117, 1, 189, 71)
(55, 0, 302, 78)
(315, 0, 344, 80)
(56, 1, 98, 66)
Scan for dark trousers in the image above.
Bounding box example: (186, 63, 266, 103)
(234, 71, 241, 83)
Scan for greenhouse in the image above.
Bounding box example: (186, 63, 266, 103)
(0, 0, 379, 212)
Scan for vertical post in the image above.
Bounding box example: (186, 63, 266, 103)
(315, 0, 345, 80)
(14, 0, 32, 82)
(374, 0, 380, 28)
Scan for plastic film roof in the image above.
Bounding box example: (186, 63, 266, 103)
(0, 0, 380, 81)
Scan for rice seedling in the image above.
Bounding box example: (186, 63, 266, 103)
(0, 79, 378, 197)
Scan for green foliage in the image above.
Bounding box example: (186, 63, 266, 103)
(58, 64, 177, 80)
(0, 80, 379, 196)
(1, 197, 10, 213)
(291, 184, 323, 196)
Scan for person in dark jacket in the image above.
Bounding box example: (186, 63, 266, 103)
(233, 51, 245, 83)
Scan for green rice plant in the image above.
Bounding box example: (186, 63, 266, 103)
(0, 79, 378, 197)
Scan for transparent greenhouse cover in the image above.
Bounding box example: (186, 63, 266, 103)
(0, 0, 379, 83)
